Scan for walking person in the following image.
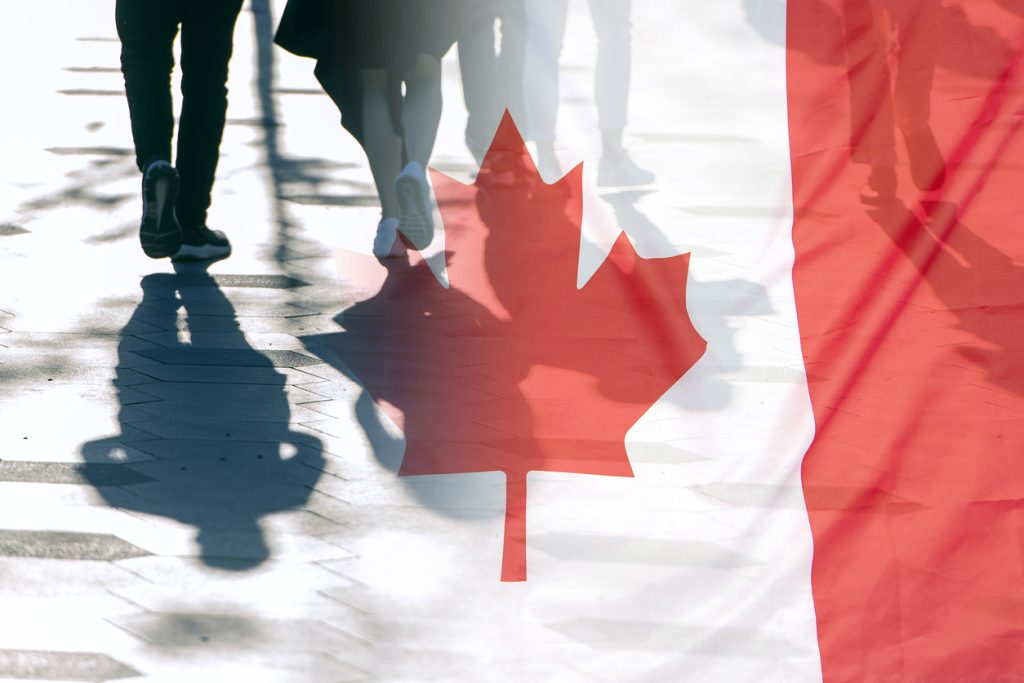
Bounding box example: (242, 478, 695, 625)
(522, 0, 654, 187)
(458, 0, 526, 164)
(116, 0, 240, 261)
(841, 0, 945, 201)
(277, 0, 471, 259)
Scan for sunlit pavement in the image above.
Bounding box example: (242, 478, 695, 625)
(0, 2, 825, 682)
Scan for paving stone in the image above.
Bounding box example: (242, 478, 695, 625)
(0, 384, 155, 409)
(45, 146, 133, 157)
(125, 416, 327, 443)
(124, 438, 327, 464)
(58, 88, 124, 97)
(138, 299, 314, 318)
(0, 531, 150, 561)
(132, 364, 325, 385)
(143, 273, 309, 290)
(0, 649, 141, 682)
(134, 286, 297, 305)
(0, 557, 144, 598)
(131, 401, 328, 424)
(0, 462, 153, 486)
(134, 347, 319, 368)
(132, 381, 327, 404)
(528, 533, 754, 568)
(131, 310, 333, 335)
(0, 365, 154, 387)
(547, 618, 813, 657)
(109, 612, 365, 652)
(135, 331, 305, 350)
(108, 558, 354, 620)
(0, 333, 153, 352)
(118, 653, 369, 683)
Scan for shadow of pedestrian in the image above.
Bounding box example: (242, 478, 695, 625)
(81, 266, 325, 570)
(302, 118, 705, 580)
(865, 199, 1024, 397)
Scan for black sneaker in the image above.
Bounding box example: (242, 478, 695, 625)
(172, 224, 232, 262)
(140, 160, 182, 258)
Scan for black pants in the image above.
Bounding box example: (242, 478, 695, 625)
(116, 0, 243, 228)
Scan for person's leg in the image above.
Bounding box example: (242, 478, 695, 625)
(393, 55, 443, 251)
(117, 0, 183, 258)
(175, 0, 243, 232)
(887, 0, 938, 135)
(116, 0, 178, 171)
(459, 6, 501, 162)
(841, 0, 898, 199)
(589, 0, 653, 186)
(401, 54, 444, 167)
(589, 0, 631, 156)
(360, 68, 407, 258)
(498, 0, 528, 133)
(361, 69, 403, 220)
(888, 0, 944, 190)
(523, 0, 569, 178)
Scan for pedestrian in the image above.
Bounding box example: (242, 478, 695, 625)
(842, 0, 945, 200)
(522, 0, 654, 187)
(277, 0, 471, 259)
(116, 0, 240, 261)
(458, 0, 526, 164)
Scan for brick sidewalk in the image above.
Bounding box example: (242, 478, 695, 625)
(0, 2, 821, 682)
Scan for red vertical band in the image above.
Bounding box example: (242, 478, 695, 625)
(788, 1, 1024, 680)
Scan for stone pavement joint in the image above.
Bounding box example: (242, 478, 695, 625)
(134, 347, 321, 368)
(0, 531, 151, 561)
(0, 461, 154, 486)
(0, 649, 141, 682)
(143, 273, 309, 290)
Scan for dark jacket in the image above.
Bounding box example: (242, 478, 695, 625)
(274, 0, 366, 143)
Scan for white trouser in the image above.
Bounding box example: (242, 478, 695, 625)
(522, 0, 633, 142)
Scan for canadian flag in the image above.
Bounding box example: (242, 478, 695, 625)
(311, 1, 1024, 681)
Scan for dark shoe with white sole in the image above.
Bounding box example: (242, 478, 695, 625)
(139, 160, 182, 259)
(172, 224, 232, 262)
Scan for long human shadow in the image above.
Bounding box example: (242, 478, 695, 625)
(303, 119, 707, 580)
(865, 199, 1024, 397)
(249, 0, 368, 267)
(597, 191, 772, 414)
(81, 267, 325, 570)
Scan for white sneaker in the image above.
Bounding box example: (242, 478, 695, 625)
(598, 153, 656, 187)
(372, 217, 407, 259)
(396, 161, 434, 250)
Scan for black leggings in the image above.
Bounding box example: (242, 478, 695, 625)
(115, 0, 243, 228)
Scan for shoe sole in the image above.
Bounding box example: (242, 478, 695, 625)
(396, 174, 434, 251)
(172, 242, 232, 263)
(373, 225, 407, 260)
(140, 166, 182, 259)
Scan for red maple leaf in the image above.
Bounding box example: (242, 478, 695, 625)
(322, 115, 705, 581)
